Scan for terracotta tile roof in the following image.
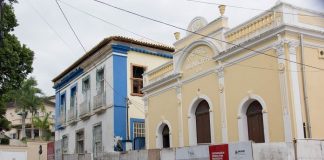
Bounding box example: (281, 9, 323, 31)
(52, 36, 174, 82)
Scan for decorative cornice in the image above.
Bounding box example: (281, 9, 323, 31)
(52, 36, 174, 82)
(53, 67, 83, 90)
(142, 73, 181, 93)
(112, 44, 173, 58)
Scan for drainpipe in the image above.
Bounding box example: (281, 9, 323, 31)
(300, 34, 312, 138)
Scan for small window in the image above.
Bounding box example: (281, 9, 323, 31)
(131, 64, 146, 96)
(133, 122, 145, 138)
(82, 77, 91, 102)
(60, 93, 66, 123)
(62, 135, 68, 154)
(82, 77, 90, 93)
(70, 87, 77, 109)
(96, 68, 105, 94)
(93, 124, 102, 157)
(76, 130, 84, 153)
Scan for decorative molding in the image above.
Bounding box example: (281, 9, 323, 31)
(274, 37, 293, 142)
(187, 17, 208, 35)
(237, 94, 270, 143)
(53, 68, 84, 90)
(288, 41, 299, 55)
(188, 94, 215, 145)
(111, 44, 173, 59)
(216, 65, 225, 78)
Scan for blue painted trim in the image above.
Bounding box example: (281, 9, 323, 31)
(53, 68, 84, 91)
(113, 54, 127, 151)
(58, 92, 66, 130)
(112, 44, 173, 59)
(130, 118, 145, 141)
(55, 92, 60, 130)
(112, 44, 130, 54)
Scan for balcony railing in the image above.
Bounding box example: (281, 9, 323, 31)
(144, 61, 174, 87)
(79, 100, 90, 119)
(67, 108, 77, 123)
(225, 11, 282, 47)
(93, 91, 106, 110)
(60, 110, 66, 126)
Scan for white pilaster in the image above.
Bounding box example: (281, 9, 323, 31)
(273, 37, 293, 142)
(175, 82, 184, 147)
(217, 64, 228, 143)
(288, 41, 304, 139)
(143, 96, 149, 149)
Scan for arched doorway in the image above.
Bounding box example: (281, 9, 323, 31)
(162, 125, 170, 148)
(246, 101, 265, 143)
(195, 100, 211, 143)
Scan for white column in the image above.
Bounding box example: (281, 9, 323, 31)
(288, 41, 304, 139)
(143, 96, 150, 149)
(273, 38, 293, 142)
(175, 83, 184, 147)
(217, 64, 228, 143)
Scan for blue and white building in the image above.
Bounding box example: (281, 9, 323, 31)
(52, 36, 173, 157)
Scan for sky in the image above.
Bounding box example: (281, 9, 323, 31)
(12, 0, 324, 96)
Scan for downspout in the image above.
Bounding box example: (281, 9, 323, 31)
(300, 34, 312, 138)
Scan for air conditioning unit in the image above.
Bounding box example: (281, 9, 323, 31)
(319, 49, 324, 59)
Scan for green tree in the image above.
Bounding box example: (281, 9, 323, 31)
(9, 77, 44, 139)
(0, 0, 34, 131)
(33, 112, 52, 141)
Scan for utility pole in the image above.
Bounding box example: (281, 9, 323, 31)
(0, 0, 4, 47)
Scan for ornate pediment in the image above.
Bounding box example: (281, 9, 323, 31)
(182, 46, 214, 76)
(187, 17, 208, 35)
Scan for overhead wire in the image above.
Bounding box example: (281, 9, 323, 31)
(186, 0, 324, 18)
(57, 0, 161, 44)
(54, 0, 322, 110)
(54, 0, 86, 52)
(25, 0, 73, 51)
(92, 0, 324, 71)
(56, 0, 321, 73)
(54, 1, 145, 114)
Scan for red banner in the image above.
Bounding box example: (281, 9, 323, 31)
(209, 144, 229, 160)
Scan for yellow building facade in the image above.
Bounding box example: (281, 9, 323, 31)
(143, 2, 324, 149)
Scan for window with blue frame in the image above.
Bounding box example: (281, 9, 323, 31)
(131, 118, 145, 150)
(133, 122, 145, 138)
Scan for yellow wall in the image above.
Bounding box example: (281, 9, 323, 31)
(225, 49, 285, 142)
(181, 73, 221, 145)
(148, 89, 179, 148)
(303, 46, 324, 138)
(145, 3, 324, 149)
(126, 50, 171, 135)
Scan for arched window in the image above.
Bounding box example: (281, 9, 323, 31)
(162, 125, 170, 148)
(246, 101, 265, 143)
(195, 100, 211, 143)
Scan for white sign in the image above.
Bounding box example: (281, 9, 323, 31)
(229, 141, 253, 160)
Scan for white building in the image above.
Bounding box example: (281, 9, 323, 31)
(52, 36, 173, 158)
(4, 96, 55, 140)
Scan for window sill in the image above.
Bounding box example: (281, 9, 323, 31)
(131, 93, 144, 97)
